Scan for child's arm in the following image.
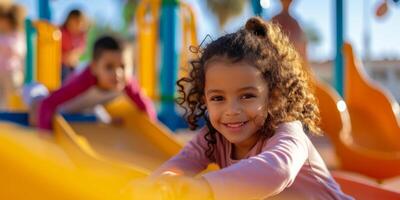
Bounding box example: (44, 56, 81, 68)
(202, 122, 308, 200)
(144, 128, 213, 199)
(124, 78, 157, 120)
(151, 128, 212, 178)
(37, 68, 96, 130)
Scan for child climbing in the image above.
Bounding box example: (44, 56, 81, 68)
(148, 17, 353, 200)
(25, 36, 156, 130)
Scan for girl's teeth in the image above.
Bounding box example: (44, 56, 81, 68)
(227, 123, 244, 128)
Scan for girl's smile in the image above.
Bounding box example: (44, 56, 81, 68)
(222, 121, 249, 132)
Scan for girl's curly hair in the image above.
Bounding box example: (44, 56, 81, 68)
(177, 17, 321, 159)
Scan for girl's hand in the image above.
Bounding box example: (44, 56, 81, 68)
(155, 173, 214, 200)
(126, 172, 213, 200)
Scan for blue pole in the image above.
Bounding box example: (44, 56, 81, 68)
(334, 0, 344, 97)
(24, 19, 36, 84)
(158, 0, 187, 130)
(38, 0, 51, 21)
(251, 0, 263, 16)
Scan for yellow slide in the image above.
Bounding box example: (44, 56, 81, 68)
(0, 121, 146, 199)
(0, 95, 184, 199)
(53, 95, 183, 171)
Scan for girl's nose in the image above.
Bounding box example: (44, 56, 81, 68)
(224, 100, 242, 116)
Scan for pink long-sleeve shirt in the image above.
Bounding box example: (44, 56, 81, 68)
(37, 67, 156, 130)
(153, 121, 353, 200)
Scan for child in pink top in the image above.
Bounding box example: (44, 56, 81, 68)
(26, 36, 156, 130)
(148, 17, 353, 200)
(0, 4, 25, 109)
(60, 9, 87, 81)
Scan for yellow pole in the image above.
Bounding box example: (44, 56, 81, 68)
(35, 20, 61, 91)
(179, 2, 198, 78)
(135, 0, 160, 99)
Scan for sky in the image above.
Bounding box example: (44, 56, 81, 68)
(14, 0, 400, 61)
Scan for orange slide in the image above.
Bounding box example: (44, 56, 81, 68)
(316, 80, 400, 180)
(333, 171, 400, 200)
(343, 42, 400, 151)
(314, 42, 400, 180)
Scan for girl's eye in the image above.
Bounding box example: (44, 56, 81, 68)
(241, 93, 256, 99)
(210, 96, 224, 102)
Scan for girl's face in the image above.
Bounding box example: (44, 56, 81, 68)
(204, 59, 269, 148)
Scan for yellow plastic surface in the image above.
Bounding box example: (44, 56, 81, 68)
(7, 92, 26, 111)
(0, 95, 183, 199)
(135, 0, 160, 99)
(0, 122, 145, 200)
(179, 2, 198, 78)
(53, 95, 182, 171)
(35, 20, 61, 91)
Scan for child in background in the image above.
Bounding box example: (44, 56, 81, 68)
(149, 17, 353, 200)
(0, 4, 25, 109)
(25, 36, 156, 130)
(271, 0, 308, 59)
(60, 9, 87, 81)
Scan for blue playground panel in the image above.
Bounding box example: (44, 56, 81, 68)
(0, 112, 97, 127)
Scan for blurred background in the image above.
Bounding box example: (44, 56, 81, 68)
(0, 0, 399, 199)
(11, 0, 400, 101)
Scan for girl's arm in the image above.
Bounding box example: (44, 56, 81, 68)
(202, 121, 308, 200)
(151, 128, 212, 178)
(37, 67, 96, 130)
(123, 78, 157, 121)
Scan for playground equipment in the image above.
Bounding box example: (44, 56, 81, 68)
(1, 113, 399, 198)
(0, 121, 147, 200)
(2, 103, 400, 199)
(7, 19, 61, 111)
(35, 21, 62, 91)
(135, 0, 198, 130)
(0, 94, 183, 199)
(316, 79, 400, 180)
(135, 0, 160, 99)
(332, 171, 400, 200)
(54, 95, 182, 171)
(179, 2, 198, 78)
(24, 19, 61, 91)
(343, 42, 400, 151)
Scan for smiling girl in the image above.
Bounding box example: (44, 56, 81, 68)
(150, 17, 353, 200)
